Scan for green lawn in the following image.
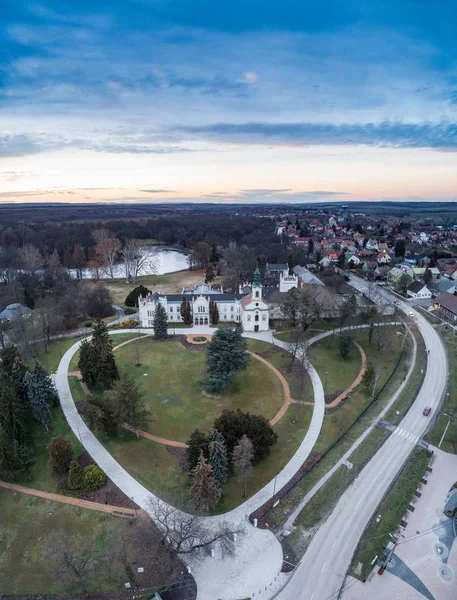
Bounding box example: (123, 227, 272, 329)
(426, 327, 457, 452)
(350, 447, 431, 580)
(113, 337, 285, 441)
(0, 489, 126, 595)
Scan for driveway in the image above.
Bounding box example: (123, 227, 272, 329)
(345, 449, 457, 600)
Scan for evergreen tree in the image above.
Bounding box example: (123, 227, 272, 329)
(91, 319, 119, 388)
(208, 430, 228, 489)
(339, 334, 354, 359)
(232, 435, 254, 497)
(210, 243, 219, 265)
(78, 339, 96, 386)
(125, 285, 151, 307)
(0, 435, 35, 480)
(26, 366, 53, 432)
(209, 300, 219, 325)
(0, 374, 27, 443)
(68, 459, 85, 490)
(189, 453, 220, 512)
(153, 302, 168, 340)
(0, 345, 23, 374)
(85, 394, 122, 436)
(186, 428, 210, 471)
(47, 435, 74, 472)
(202, 327, 249, 391)
(11, 355, 29, 404)
(205, 264, 215, 283)
(180, 297, 192, 325)
(108, 374, 151, 438)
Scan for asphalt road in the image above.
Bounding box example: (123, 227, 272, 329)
(276, 274, 447, 600)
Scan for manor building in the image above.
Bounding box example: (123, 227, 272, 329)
(138, 267, 270, 332)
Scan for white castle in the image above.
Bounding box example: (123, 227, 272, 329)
(138, 267, 296, 332)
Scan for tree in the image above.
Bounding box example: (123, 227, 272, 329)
(213, 409, 278, 463)
(72, 242, 86, 279)
(180, 296, 192, 325)
(205, 264, 215, 283)
(0, 435, 35, 480)
(153, 302, 168, 340)
(78, 338, 97, 386)
(148, 497, 242, 556)
(26, 361, 58, 407)
(281, 287, 301, 328)
(0, 374, 27, 443)
(189, 241, 211, 270)
(19, 243, 44, 273)
(208, 430, 228, 489)
(121, 239, 157, 282)
(203, 327, 249, 392)
(68, 459, 85, 491)
(395, 239, 405, 258)
(47, 435, 74, 472)
(26, 367, 53, 432)
(186, 428, 210, 471)
(83, 282, 115, 319)
(125, 284, 151, 307)
(210, 243, 220, 265)
(232, 435, 254, 497)
(94, 236, 121, 279)
(189, 453, 220, 512)
(423, 268, 432, 286)
(106, 373, 151, 438)
(339, 334, 354, 359)
(396, 272, 412, 294)
(85, 393, 122, 435)
(41, 531, 102, 595)
(89, 319, 119, 388)
(209, 299, 219, 325)
(11, 354, 29, 404)
(0, 345, 23, 374)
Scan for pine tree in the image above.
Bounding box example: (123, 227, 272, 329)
(205, 264, 215, 283)
(108, 373, 151, 438)
(0, 345, 23, 374)
(91, 319, 119, 388)
(186, 428, 210, 471)
(203, 327, 249, 391)
(47, 435, 74, 472)
(153, 302, 168, 340)
(210, 243, 219, 265)
(0, 374, 27, 443)
(68, 459, 85, 490)
(78, 339, 96, 386)
(26, 366, 53, 432)
(209, 300, 219, 325)
(208, 429, 228, 489)
(180, 297, 192, 325)
(0, 435, 35, 479)
(189, 453, 220, 512)
(11, 355, 29, 404)
(232, 435, 254, 497)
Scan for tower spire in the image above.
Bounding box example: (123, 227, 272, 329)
(252, 266, 262, 288)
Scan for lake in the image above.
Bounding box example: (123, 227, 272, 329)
(72, 246, 189, 279)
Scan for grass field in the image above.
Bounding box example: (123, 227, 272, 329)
(350, 447, 431, 580)
(112, 337, 284, 441)
(0, 489, 127, 595)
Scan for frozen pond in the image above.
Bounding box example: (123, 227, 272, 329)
(71, 246, 189, 279)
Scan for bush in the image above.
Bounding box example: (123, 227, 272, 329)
(213, 409, 278, 464)
(85, 321, 92, 327)
(124, 307, 137, 315)
(111, 318, 139, 329)
(83, 464, 106, 490)
(47, 436, 74, 473)
(67, 460, 85, 490)
(125, 285, 151, 307)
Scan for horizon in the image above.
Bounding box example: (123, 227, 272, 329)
(1, 1, 457, 205)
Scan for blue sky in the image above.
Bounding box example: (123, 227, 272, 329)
(1, 0, 456, 204)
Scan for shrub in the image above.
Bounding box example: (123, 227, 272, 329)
(83, 464, 106, 490)
(47, 435, 74, 473)
(125, 285, 151, 307)
(112, 318, 139, 329)
(85, 321, 92, 327)
(67, 460, 85, 490)
(124, 307, 137, 315)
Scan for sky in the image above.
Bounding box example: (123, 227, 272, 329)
(1, 0, 457, 205)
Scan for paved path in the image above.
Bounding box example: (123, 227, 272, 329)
(0, 480, 136, 517)
(279, 324, 416, 536)
(275, 275, 447, 600)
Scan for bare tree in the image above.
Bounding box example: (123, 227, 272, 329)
(19, 244, 44, 273)
(91, 228, 111, 245)
(232, 435, 254, 498)
(147, 498, 242, 557)
(122, 239, 158, 282)
(41, 531, 102, 594)
(35, 297, 62, 351)
(95, 237, 121, 279)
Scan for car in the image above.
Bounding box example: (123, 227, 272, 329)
(376, 514, 382, 523)
(408, 311, 415, 317)
(423, 407, 432, 416)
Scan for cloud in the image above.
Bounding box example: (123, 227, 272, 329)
(0, 170, 37, 181)
(0, 190, 49, 198)
(140, 189, 177, 193)
(243, 72, 258, 84)
(177, 121, 457, 150)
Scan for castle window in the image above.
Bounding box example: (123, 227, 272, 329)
(170, 307, 173, 312)
(247, 315, 251, 321)
(255, 291, 259, 298)
(262, 314, 267, 321)
(255, 314, 259, 322)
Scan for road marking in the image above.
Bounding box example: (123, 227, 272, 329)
(394, 426, 401, 434)
(321, 562, 327, 572)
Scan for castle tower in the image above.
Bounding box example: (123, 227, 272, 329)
(252, 267, 263, 300)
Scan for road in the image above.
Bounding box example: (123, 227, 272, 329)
(275, 274, 447, 600)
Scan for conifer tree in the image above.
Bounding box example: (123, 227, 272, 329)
(232, 435, 254, 497)
(186, 428, 210, 471)
(208, 429, 228, 489)
(11, 355, 29, 404)
(203, 327, 249, 391)
(0, 435, 35, 480)
(210, 243, 219, 265)
(180, 297, 192, 325)
(0, 374, 27, 443)
(205, 264, 215, 283)
(189, 453, 220, 512)
(90, 320, 119, 388)
(0, 345, 22, 374)
(107, 373, 151, 438)
(209, 300, 219, 325)
(47, 435, 74, 472)
(78, 339, 96, 386)
(26, 366, 53, 432)
(68, 459, 85, 490)
(153, 302, 168, 340)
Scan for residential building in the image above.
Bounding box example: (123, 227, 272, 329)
(406, 281, 432, 300)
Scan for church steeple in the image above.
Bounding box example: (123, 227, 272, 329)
(252, 266, 262, 288)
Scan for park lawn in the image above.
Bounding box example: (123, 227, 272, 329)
(263, 349, 313, 402)
(0, 489, 125, 595)
(12, 401, 83, 492)
(350, 447, 431, 580)
(113, 338, 285, 441)
(35, 337, 81, 373)
(426, 327, 457, 452)
(246, 339, 273, 354)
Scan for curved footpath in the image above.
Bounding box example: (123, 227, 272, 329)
(275, 276, 447, 600)
(56, 326, 325, 600)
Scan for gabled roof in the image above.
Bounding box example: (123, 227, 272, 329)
(434, 291, 457, 315)
(408, 281, 426, 294)
(292, 265, 324, 285)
